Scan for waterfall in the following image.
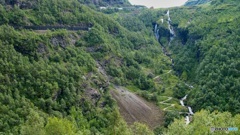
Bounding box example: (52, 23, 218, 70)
(188, 107, 194, 115)
(180, 95, 187, 106)
(179, 95, 194, 125)
(180, 100, 185, 106)
(166, 10, 169, 18)
(166, 10, 175, 43)
(181, 95, 187, 100)
(154, 24, 159, 40)
(154, 24, 158, 33)
(161, 19, 164, 23)
(185, 83, 194, 88)
(168, 23, 175, 36)
(185, 116, 190, 125)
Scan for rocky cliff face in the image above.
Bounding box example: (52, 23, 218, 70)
(184, 0, 211, 6)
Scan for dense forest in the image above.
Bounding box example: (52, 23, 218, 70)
(154, 0, 240, 114)
(0, 0, 239, 134)
(184, 0, 211, 6)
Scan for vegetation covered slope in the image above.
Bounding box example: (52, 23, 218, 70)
(169, 0, 240, 115)
(127, 0, 240, 134)
(135, 0, 240, 114)
(165, 110, 240, 135)
(0, 0, 171, 134)
(1, 0, 240, 134)
(78, 0, 131, 7)
(184, 0, 211, 6)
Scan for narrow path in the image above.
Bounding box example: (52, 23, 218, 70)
(163, 104, 175, 111)
(154, 14, 195, 125)
(167, 70, 172, 74)
(153, 70, 172, 80)
(159, 96, 175, 111)
(160, 97, 172, 104)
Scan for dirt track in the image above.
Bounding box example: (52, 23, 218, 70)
(111, 86, 163, 129)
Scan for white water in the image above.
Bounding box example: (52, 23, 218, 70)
(166, 10, 169, 18)
(154, 24, 160, 40)
(180, 95, 194, 124)
(188, 107, 194, 115)
(180, 100, 185, 106)
(185, 83, 194, 88)
(161, 19, 164, 23)
(181, 95, 187, 100)
(154, 24, 158, 33)
(185, 116, 190, 125)
(166, 10, 175, 44)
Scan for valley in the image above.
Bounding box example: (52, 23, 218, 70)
(0, 0, 239, 134)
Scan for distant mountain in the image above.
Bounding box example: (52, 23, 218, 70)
(184, 0, 211, 6)
(79, 0, 131, 7)
(1, 0, 131, 9)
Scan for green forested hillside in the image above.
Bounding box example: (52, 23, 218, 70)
(0, 0, 240, 134)
(169, 0, 240, 114)
(134, 0, 240, 114)
(184, 0, 211, 6)
(78, 0, 130, 7)
(0, 0, 170, 134)
(121, 0, 240, 134)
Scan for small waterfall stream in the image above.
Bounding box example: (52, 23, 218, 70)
(153, 10, 194, 125)
(188, 106, 194, 115)
(185, 116, 190, 125)
(180, 95, 194, 125)
(166, 10, 175, 44)
(154, 24, 160, 40)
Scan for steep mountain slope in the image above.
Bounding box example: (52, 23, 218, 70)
(1, 0, 240, 134)
(184, 0, 211, 6)
(140, 0, 240, 115)
(111, 86, 163, 128)
(79, 0, 130, 7)
(1, 0, 130, 8)
(0, 0, 170, 134)
(127, 1, 240, 134)
(170, 0, 240, 114)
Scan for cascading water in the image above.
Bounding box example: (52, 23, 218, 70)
(154, 24, 160, 40)
(166, 10, 175, 44)
(180, 95, 194, 125)
(153, 11, 194, 125)
(182, 95, 187, 100)
(180, 100, 185, 106)
(188, 107, 194, 115)
(180, 95, 187, 106)
(185, 116, 190, 125)
(161, 19, 164, 23)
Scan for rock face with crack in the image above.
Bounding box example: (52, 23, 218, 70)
(111, 86, 163, 129)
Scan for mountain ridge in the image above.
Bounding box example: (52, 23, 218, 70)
(184, 0, 211, 6)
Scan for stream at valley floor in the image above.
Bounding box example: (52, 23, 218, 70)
(154, 9, 194, 125)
